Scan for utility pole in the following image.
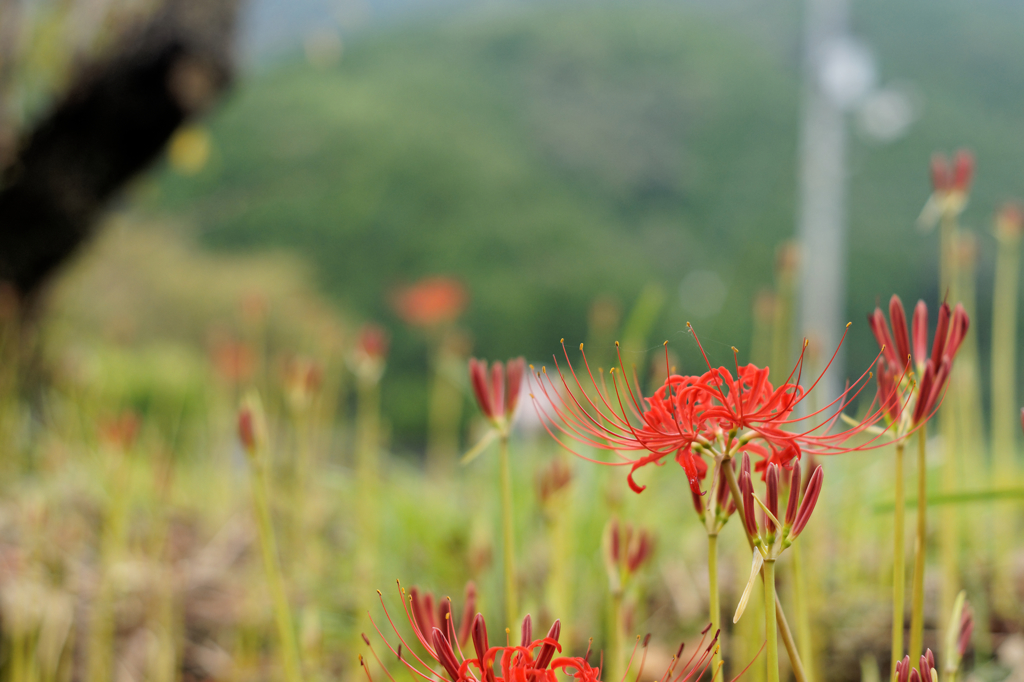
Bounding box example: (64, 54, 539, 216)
(796, 0, 873, 397)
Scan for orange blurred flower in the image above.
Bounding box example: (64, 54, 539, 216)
(210, 337, 256, 384)
(99, 411, 140, 451)
(392, 277, 469, 328)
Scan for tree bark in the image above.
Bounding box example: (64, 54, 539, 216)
(0, 0, 241, 300)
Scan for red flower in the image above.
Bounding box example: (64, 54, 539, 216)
(606, 519, 656, 575)
(531, 325, 885, 496)
(392, 277, 469, 328)
(359, 324, 391, 360)
(363, 583, 722, 682)
(930, 150, 974, 195)
(470, 357, 526, 427)
(869, 295, 969, 429)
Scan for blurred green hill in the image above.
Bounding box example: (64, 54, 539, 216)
(145, 0, 1024, 446)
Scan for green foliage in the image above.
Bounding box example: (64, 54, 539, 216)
(150, 0, 1024, 446)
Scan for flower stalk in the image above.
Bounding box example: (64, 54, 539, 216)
(991, 204, 1022, 607)
(498, 432, 518, 632)
(603, 518, 655, 682)
(909, 429, 927, 659)
(239, 394, 304, 682)
(466, 356, 526, 631)
(708, 533, 721, 677)
(891, 440, 906, 675)
(763, 559, 778, 682)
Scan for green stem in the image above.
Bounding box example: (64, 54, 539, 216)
(709, 533, 722, 678)
(791, 540, 814, 682)
(722, 456, 808, 682)
(892, 441, 906, 675)
(991, 224, 1020, 613)
(909, 431, 927, 659)
(764, 559, 779, 682)
(991, 230, 1021, 467)
(609, 589, 624, 682)
(499, 434, 518, 631)
(250, 457, 304, 682)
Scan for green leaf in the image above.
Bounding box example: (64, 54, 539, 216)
(460, 429, 498, 465)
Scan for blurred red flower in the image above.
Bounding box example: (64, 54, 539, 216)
(210, 338, 256, 384)
(392, 277, 469, 328)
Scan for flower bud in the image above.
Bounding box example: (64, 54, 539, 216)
(409, 588, 435, 640)
(791, 465, 823, 537)
(627, 529, 655, 573)
(876, 358, 901, 422)
(952, 149, 974, 193)
(930, 303, 951, 368)
(927, 358, 952, 416)
(469, 358, 494, 420)
(238, 392, 268, 457)
(912, 360, 936, 425)
(889, 295, 911, 365)
(868, 307, 898, 370)
(691, 485, 705, 517)
(535, 619, 561, 669)
(785, 462, 801, 526)
(608, 518, 621, 564)
(431, 628, 461, 682)
(739, 470, 758, 537)
(944, 304, 970, 362)
(358, 324, 389, 360)
(505, 357, 526, 418)
(765, 464, 779, 526)
(458, 582, 476, 647)
(472, 614, 496, 682)
(716, 462, 735, 517)
(931, 154, 951, 193)
(957, 603, 973, 658)
(521, 614, 532, 646)
(912, 300, 928, 367)
(490, 362, 505, 418)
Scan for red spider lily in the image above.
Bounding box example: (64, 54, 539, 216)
(605, 519, 655, 577)
(408, 583, 477, 651)
(238, 393, 268, 456)
(739, 458, 822, 552)
(470, 358, 526, 428)
(921, 150, 974, 229)
(359, 324, 391, 361)
(537, 460, 573, 506)
(210, 337, 256, 384)
(363, 582, 730, 682)
(931, 151, 974, 196)
(282, 355, 323, 412)
(530, 325, 887, 497)
(392, 277, 470, 328)
(869, 295, 969, 429)
(98, 411, 141, 451)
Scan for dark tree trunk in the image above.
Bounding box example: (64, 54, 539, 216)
(0, 0, 241, 300)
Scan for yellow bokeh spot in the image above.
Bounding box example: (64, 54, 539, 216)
(168, 125, 211, 175)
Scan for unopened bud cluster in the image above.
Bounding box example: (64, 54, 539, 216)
(870, 295, 969, 430)
(604, 518, 655, 590)
(895, 649, 937, 682)
(739, 455, 822, 558)
(469, 357, 525, 433)
(691, 461, 736, 535)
